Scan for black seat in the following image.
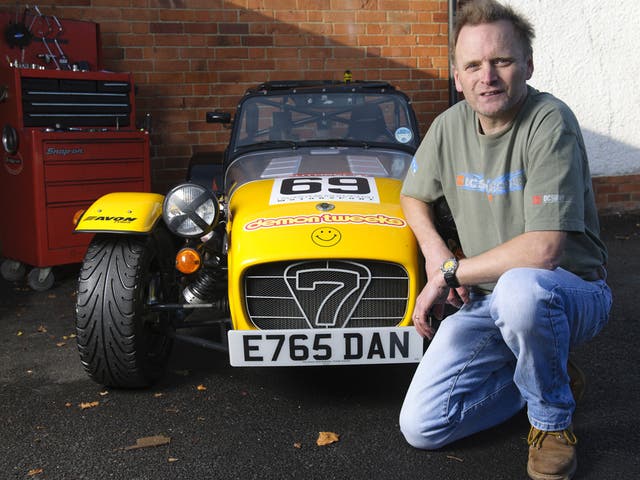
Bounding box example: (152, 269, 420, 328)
(347, 104, 392, 142)
(269, 111, 294, 140)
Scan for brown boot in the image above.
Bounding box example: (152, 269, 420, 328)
(527, 426, 577, 480)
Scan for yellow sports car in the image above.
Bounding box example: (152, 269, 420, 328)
(75, 77, 434, 387)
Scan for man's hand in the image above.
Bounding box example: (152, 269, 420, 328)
(411, 280, 447, 339)
(411, 269, 470, 339)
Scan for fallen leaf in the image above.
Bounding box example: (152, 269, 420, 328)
(168, 457, 179, 463)
(447, 455, 464, 462)
(65, 402, 72, 408)
(99, 391, 109, 397)
(165, 407, 179, 413)
(293, 442, 302, 449)
(27, 468, 43, 476)
(37, 325, 47, 333)
(79, 401, 99, 410)
(153, 392, 165, 398)
(56, 342, 66, 347)
(26, 369, 33, 374)
(196, 384, 207, 391)
(316, 431, 340, 446)
(17, 331, 23, 336)
(124, 434, 171, 450)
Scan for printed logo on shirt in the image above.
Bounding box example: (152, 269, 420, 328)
(455, 170, 525, 201)
(532, 194, 566, 205)
(410, 157, 418, 174)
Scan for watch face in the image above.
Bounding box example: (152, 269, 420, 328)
(442, 259, 456, 272)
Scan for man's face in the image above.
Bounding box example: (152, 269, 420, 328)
(453, 20, 534, 134)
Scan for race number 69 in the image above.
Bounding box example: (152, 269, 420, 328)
(279, 177, 371, 195)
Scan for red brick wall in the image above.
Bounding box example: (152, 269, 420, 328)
(0, 0, 450, 192)
(593, 175, 640, 215)
(2, 1, 636, 213)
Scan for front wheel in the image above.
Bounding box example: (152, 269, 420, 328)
(75, 229, 177, 388)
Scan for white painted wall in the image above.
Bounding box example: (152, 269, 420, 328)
(506, 0, 640, 176)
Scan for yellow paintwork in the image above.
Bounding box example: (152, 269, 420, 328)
(73, 182, 422, 332)
(226, 177, 422, 330)
(75, 192, 165, 233)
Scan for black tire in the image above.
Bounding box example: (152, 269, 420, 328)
(75, 229, 177, 388)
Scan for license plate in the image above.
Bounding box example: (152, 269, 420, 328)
(228, 327, 425, 367)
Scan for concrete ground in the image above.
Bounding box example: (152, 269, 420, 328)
(1, 211, 639, 480)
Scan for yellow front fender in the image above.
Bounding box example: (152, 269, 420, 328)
(75, 192, 165, 234)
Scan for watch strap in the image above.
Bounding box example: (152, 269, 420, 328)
(441, 257, 460, 288)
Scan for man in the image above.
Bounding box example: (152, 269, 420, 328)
(398, 1, 612, 479)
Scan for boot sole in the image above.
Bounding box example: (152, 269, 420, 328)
(527, 456, 577, 480)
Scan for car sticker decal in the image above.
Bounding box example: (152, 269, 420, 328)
(244, 213, 406, 231)
(311, 227, 342, 247)
(269, 176, 380, 204)
(394, 127, 413, 143)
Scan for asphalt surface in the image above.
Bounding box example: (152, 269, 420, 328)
(1, 212, 639, 480)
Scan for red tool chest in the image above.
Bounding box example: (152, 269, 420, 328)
(0, 67, 150, 290)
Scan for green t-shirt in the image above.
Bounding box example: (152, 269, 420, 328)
(402, 86, 607, 289)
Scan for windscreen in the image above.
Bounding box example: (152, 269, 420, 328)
(231, 92, 418, 150)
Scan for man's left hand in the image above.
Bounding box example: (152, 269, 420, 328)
(412, 279, 449, 339)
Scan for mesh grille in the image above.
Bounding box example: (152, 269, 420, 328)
(244, 260, 409, 329)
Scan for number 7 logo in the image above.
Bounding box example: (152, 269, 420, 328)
(285, 261, 372, 328)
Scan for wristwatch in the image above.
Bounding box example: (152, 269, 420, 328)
(440, 257, 460, 288)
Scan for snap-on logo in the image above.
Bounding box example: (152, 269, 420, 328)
(46, 147, 85, 156)
(83, 215, 137, 224)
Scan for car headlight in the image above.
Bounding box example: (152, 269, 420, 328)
(163, 183, 220, 238)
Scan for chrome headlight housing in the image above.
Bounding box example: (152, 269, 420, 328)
(163, 183, 220, 238)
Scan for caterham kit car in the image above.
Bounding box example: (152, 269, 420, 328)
(74, 76, 444, 388)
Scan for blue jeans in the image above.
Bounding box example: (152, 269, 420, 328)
(399, 267, 612, 450)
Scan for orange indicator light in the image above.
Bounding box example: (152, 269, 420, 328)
(175, 248, 201, 274)
(72, 209, 85, 226)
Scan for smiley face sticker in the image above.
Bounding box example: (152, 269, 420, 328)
(311, 227, 342, 247)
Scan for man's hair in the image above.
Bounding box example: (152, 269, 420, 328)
(451, 0, 535, 62)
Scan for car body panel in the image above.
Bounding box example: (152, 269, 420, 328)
(226, 173, 421, 330)
(75, 192, 164, 233)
